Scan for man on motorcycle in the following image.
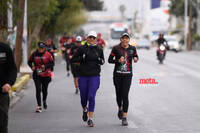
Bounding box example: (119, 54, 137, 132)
(156, 33, 169, 64)
(156, 33, 168, 57)
(157, 33, 168, 46)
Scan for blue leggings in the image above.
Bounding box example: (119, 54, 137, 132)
(78, 76, 100, 112)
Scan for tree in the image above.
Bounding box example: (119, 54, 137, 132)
(0, 0, 8, 30)
(27, 0, 87, 56)
(80, 0, 104, 11)
(15, 0, 25, 72)
(169, 0, 198, 50)
(119, 4, 126, 21)
(41, 0, 87, 37)
(27, 0, 59, 56)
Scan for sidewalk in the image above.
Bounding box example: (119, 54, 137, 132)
(9, 64, 32, 107)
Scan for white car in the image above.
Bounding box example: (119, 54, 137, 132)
(137, 38, 151, 50)
(165, 36, 182, 52)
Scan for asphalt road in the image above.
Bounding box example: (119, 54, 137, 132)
(8, 46, 200, 133)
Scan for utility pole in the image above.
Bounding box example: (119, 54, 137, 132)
(7, 0, 13, 48)
(23, 0, 28, 65)
(187, 2, 192, 51)
(184, 0, 188, 50)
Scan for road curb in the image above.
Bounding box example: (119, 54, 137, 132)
(9, 74, 30, 97)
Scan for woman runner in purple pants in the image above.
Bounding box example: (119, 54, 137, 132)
(71, 31, 104, 127)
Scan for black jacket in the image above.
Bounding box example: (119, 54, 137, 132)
(71, 43, 104, 76)
(108, 43, 138, 77)
(157, 38, 168, 46)
(0, 42, 17, 94)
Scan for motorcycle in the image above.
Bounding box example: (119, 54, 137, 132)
(157, 42, 167, 64)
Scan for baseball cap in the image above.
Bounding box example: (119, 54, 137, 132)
(87, 31, 97, 38)
(76, 36, 82, 42)
(121, 32, 130, 38)
(38, 42, 46, 48)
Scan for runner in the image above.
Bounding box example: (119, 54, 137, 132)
(69, 36, 82, 94)
(71, 31, 105, 127)
(45, 38, 58, 71)
(60, 32, 68, 59)
(0, 42, 17, 133)
(96, 33, 106, 50)
(28, 42, 54, 113)
(108, 33, 139, 126)
(64, 37, 74, 76)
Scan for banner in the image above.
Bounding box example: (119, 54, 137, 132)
(151, 0, 161, 9)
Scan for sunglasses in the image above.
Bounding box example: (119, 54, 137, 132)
(88, 36, 96, 39)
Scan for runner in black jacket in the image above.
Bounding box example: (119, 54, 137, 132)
(108, 33, 138, 126)
(0, 42, 17, 133)
(45, 38, 58, 71)
(63, 37, 73, 77)
(69, 36, 82, 94)
(71, 31, 104, 127)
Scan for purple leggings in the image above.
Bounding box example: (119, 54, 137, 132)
(78, 76, 100, 112)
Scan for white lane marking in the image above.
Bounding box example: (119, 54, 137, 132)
(167, 62, 200, 79)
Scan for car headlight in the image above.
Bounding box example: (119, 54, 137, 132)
(174, 44, 179, 49)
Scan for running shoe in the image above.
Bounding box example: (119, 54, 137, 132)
(35, 106, 42, 113)
(87, 119, 94, 127)
(122, 117, 128, 126)
(82, 110, 88, 122)
(75, 88, 79, 94)
(67, 72, 70, 77)
(118, 109, 123, 120)
(43, 102, 48, 110)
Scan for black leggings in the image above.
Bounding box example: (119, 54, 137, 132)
(33, 77, 51, 106)
(0, 93, 9, 133)
(113, 76, 132, 113)
(65, 54, 70, 72)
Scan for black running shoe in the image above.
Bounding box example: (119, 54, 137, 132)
(75, 88, 79, 94)
(67, 72, 70, 77)
(35, 106, 42, 113)
(43, 102, 48, 110)
(118, 109, 123, 120)
(122, 117, 128, 126)
(82, 111, 88, 122)
(87, 119, 94, 127)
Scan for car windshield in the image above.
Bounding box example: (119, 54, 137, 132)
(111, 29, 127, 39)
(166, 37, 176, 42)
(138, 39, 149, 45)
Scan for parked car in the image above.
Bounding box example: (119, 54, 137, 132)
(137, 38, 151, 50)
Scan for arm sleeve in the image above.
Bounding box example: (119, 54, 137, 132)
(45, 53, 54, 69)
(108, 47, 118, 64)
(28, 52, 34, 68)
(133, 47, 139, 60)
(5, 47, 17, 86)
(53, 44, 57, 50)
(98, 48, 105, 65)
(102, 40, 106, 46)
